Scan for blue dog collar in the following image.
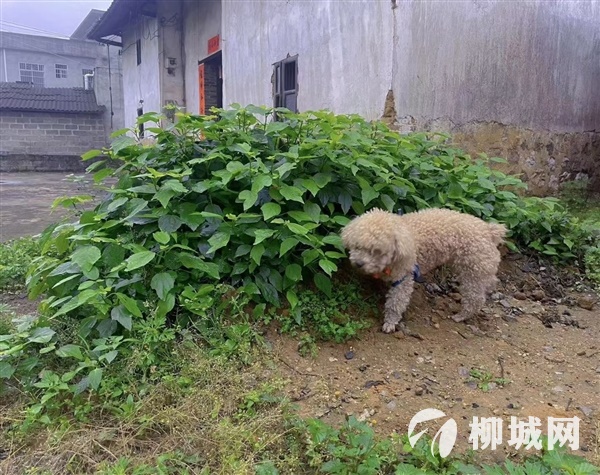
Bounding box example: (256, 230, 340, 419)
(392, 264, 421, 288)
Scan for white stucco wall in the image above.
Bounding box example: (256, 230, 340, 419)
(183, 0, 222, 114)
(120, 16, 161, 129)
(221, 0, 393, 119)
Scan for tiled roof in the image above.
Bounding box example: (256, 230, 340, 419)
(0, 83, 105, 114)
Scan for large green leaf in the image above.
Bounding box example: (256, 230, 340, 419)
(125, 251, 156, 271)
(71, 245, 101, 272)
(151, 272, 175, 300)
(261, 202, 281, 221)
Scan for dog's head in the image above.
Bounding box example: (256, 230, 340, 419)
(340, 209, 416, 278)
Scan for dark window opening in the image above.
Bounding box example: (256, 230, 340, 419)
(198, 51, 223, 115)
(137, 106, 144, 137)
(273, 55, 298, 117)
(136, 39, 142, 66)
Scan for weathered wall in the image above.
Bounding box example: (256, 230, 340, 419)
(93, 44, 126, 136)
(390, 1, 600, 193)
(221, 0, 393, 118)
(120, 16, 161, 129)
(218, 0, 600, 193)
(157, 1, 185, 116)
(183, 0, 222, 115)
(0, 111, 106, 171)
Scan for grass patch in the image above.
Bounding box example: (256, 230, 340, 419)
(0, 237, 40, 292)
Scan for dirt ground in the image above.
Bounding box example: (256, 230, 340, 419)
(271, 257, 600, 463)
(0, 172, 98, 242)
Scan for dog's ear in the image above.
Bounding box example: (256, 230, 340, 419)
(390, 229, 416, 268)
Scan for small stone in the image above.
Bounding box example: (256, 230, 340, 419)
(433, 323, 440, 329)
(466, 381, 478, 390)
(357, 409, 371, 422)
(416, 357, 425, 364)
(414, 387, 424, 396)
(499, 299, 512, 309)
(595, 366, 600, 374)
(551, 386, 565, 393)
(514, 292, 527, 301)
(472, 403, 480, 408)
(491, 292, 505, 301)
(392, 371, 402, 379)
(507, 403, 515, 409)
(345, 351, 355, 360)
(578, 295, 596, 310)
(359, 365, 368, 372)
(458, 366, 470, 378)
(329, 357, 338, 362)
(579, 406, 594, 417)
(449, 292, 462, 302)
(530, 290, 545, 301)
(386, 400, 397, 411)
(576, 350, 586, 356)
(364, 380, 385, 389)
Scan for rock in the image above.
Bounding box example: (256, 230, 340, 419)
(359, 365, 369, 372)
(576, 350, 586, 356)
(458, 366, 470, 378)
(449, 292, 462, 302)
(518, 301, 545, 316)
(502, 314, 518, 324)
(433, 323, 440, 329)
(357, 409, 372, 422)
(579, 406, 594, 417)
(491, 292, 505, 301)
(530, 290, 545, 301)
(329, 357, 338, 362)
(364, 380, 385, 389)
(416, 357, 425, 364)
(578, 295, 596, 310)
(386, 400, 398, 411)
(472, 403, 480, 408)
(596, 366, 600, 374)
(499, 299, 512, 309)
(414, 387, 424, 396)
(552, 386, 565, 393)
(345, 351, 355, 360)
(392, 371, 402, 379)
(514, 292, 527, 301)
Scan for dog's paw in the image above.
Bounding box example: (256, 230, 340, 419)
(382, 322, 398, 333)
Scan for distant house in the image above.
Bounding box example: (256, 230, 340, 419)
(88, 0, 600, 194)
(0, 9, 125, 136)
(0, 83, 107, 172)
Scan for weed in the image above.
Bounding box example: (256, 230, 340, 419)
(0, 237, 40, 292)
(469, 368, 510, 392)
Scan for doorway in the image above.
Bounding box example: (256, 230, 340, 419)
(198, 51, 222, 115)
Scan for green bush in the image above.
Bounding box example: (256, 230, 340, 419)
(0, 237, 40, 291)
(2, 105, 597, 408)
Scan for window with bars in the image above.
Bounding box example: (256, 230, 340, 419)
(273, 55, 298, 116)
(19, 62, 44, 86)
(55, 64, 67, 79)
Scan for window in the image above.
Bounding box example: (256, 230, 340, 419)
(136, 39, 142, 65)
(19, 62, 44, 86)
(82, 69, 94, 88)
(273, 55, 298, 115)
(55, 64, 67, 79)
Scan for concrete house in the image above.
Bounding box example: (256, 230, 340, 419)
(0, 10, 125, 136)
(89, 0, 600, 194)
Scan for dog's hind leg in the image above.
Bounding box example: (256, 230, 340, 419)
(452, 274, 497, 323)
(382, 279, 414, 333)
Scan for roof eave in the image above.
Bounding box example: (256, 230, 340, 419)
(87, 0, 157, 45)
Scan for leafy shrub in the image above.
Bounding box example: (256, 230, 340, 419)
(1, 105, 596, 408)
(0, 237, 40, 291)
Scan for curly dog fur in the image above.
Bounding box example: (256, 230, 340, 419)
(341, 208, 506, 333)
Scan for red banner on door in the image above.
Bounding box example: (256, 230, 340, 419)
(198, 63, 205, 115)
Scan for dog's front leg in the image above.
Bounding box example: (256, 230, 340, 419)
(382, 279, 414, 333)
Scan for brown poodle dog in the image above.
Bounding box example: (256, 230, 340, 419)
(341, 208, 506, 333)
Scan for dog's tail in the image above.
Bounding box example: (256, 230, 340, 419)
(488, 222, 507, 246)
